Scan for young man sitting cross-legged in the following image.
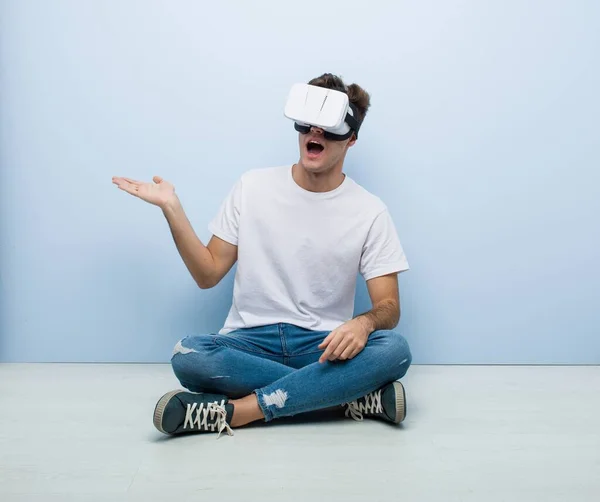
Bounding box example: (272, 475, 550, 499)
(112, 73, 412, 437)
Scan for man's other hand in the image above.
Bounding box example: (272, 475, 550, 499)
(318, 318, 371, 363)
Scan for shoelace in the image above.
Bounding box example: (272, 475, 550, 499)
(343, 389, 383, 421)
(183, 400, 234, 439)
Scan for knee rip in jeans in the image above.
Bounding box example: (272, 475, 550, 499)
(172, 338, 197, 358)
(262, 389, 288, 409)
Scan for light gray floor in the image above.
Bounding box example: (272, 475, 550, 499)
(0, 364, 599, 501)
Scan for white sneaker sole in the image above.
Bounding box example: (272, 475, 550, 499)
(392, 381, 406, 423)
(153, 389, 184, 434)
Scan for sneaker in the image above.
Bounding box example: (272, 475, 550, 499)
(153, 390, 235, 438)
(342, 381, 406, 424)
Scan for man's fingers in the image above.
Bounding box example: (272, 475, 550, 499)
(117, 184, 139, 196)
(339, 344, 355, 361)
(319, 332, 343, 363)
(112, 176, 144, 197)
(113, 179, 138, 194)
(122, 177, 142, 185)
(112, 177, 134, 187)
(318, 330, 336, 350)
(329, 338, 350, 361)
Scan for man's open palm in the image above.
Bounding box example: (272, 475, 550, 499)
(112, 176, 175, 208)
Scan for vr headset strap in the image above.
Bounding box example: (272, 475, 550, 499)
(345, 103, 361, 136)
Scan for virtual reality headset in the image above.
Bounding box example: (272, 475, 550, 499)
(284, 83, 362, 141)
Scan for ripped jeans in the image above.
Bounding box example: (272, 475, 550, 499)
(171, 323, 412, 422)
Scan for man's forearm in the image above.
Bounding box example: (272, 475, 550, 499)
(355, 299, 400, 334)
(161, 196, 217, 288)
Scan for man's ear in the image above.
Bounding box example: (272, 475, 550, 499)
(347, 133, 357, 148)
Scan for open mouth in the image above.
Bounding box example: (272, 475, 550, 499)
(306, 140, 325, 156)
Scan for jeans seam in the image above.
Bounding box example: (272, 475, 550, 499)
(287, 349, 323, 357)
(279, 324, 290, 365)
(211, 336, 272, 357)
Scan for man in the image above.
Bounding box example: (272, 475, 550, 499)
(112, 73, 412, 438)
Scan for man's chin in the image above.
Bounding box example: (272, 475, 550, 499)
(300, 157, 327, 172)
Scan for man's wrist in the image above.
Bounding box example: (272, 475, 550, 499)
(161, 194, 182, 215)
(355, 301, 400, 335)
(355, 313, 376, 336)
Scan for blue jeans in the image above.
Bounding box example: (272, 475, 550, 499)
(171, 323, 412, 422)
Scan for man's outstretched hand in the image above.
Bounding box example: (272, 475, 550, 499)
(112, 175, 177, 209)
(318, 317, 372, 363)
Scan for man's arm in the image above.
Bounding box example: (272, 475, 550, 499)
(318, 273, 401, 363)
(112, 175, 238, 289)
(355, 273, 401, 333)
(163, 197, 238, 289)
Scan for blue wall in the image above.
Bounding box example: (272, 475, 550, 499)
(1, 1, 598, 363)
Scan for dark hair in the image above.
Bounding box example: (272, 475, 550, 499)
(308, 73, 371, 124)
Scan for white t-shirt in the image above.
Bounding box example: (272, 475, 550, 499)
(208, 165, 409, 334)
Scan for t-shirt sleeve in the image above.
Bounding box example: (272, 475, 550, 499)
(208, 178, 242, 245)
(359, 209, 409, 281)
